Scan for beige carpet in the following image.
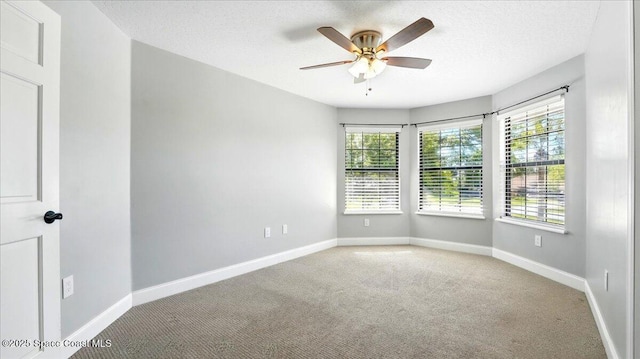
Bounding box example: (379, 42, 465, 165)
(73, 246, 605, 358)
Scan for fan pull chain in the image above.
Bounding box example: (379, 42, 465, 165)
(365, 79, 373, 96)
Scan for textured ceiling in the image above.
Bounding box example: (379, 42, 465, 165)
(92, 1, 600, 109)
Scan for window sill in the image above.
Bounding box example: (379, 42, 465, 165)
(495, 217, 567, 234)
(415, 211, 485, 220)
(343, 210, 404, 215)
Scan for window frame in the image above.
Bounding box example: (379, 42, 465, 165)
(343, 126, 402, 214)
(497, 95, 566, 231)
(416, 119, 484, 219)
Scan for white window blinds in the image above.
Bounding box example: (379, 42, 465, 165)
(345, 127, 401, 212)
(500, 96, 565, 226)
(418, 119, 483, 216)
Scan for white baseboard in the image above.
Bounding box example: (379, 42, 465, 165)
(410, 237, 493, 256)
(51, 294, 132, 359)
(492, 248, 585, 292)
(337, 237, 410, 246)
(585, 282, 620, 359)
(132, 239, 337, 306)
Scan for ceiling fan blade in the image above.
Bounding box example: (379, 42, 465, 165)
(300, 60, 353, 70)
(382, 57, 432, 69)
(354, 73, 366, 84)
(376, 18, 434, 53)
(317, 27, 361, 54)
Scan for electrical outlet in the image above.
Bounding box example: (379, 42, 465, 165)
(282, 224, 288, 235)
(62, 275, 74, 299)
(534, 235, 542, 247)
(604, 270, 609, 291)
(364, 218, 370, 227)
(264, 227, 271, 238)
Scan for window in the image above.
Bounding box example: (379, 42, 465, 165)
(500, 96, 565, 227)
(345, 127, 401, 213)
(418, 119, 483, 216)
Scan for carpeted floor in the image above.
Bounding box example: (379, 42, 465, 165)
(73, 246, 605, 358)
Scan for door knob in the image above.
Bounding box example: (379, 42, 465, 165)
(44, 211, 63, 224)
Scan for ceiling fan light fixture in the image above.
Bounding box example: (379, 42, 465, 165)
(362, 57, 387, 80)
(370, 57, 387, 74)
(348, 56, 386, 80)
(348, 57, 369, 78)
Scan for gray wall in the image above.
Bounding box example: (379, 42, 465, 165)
(131, 42, 337, 290)
(409, 96, 493, 246)
(336, 109, 411, 238)
(44, 1, 132, 338)
(491, 55, 586, 277)
(584, 1, 633, 358)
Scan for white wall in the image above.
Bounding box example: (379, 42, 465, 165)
(336, 109, 411, 238)
(584, 1, 633, 358)
(491, 55, 586, 277)
(410, 96, 493, 246)
(131, 42, 337, 290)
(44, 1, 132, 338)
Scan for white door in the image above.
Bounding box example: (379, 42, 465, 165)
(0, 1, 61, 358)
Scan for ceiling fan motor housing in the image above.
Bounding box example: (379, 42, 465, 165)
(351, 30, 382, 56)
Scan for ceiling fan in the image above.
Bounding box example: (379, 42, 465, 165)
(300, 18, 434, 83)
